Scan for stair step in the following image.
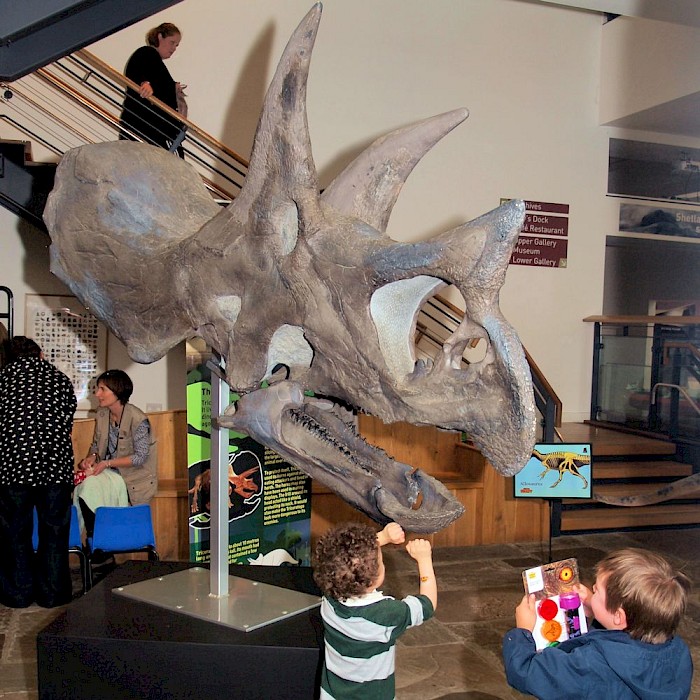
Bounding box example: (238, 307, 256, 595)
(591, 482, 684, 498)
(0, 139, 34, 164)
(559, 422, 676, 457)
(593, 460, 693, 479)
(593, 459, 694, 479)
(561, 503, 700, 532)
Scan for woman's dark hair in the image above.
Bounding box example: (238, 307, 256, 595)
(96, 369, 133, 404)
(146, 22, 181, 47)
(6, 336, 42, 362)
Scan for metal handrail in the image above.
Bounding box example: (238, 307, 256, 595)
(0, 114, 62, 156)
(9, 79, 109, 145)
(651, 383, 700, 416)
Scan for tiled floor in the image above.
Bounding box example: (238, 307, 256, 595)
(1, 528, 699, 699)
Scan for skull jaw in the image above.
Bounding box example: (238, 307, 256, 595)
(217, 381, 465, 534)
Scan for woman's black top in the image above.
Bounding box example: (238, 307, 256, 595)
(119, 45, 181, 150)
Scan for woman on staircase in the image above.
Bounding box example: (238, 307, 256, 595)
(119, 22, 188, 155)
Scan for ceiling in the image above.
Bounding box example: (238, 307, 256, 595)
(0, 0, 183, 81)
(526, 0, 700, 139)
(527, 0, 700, 28)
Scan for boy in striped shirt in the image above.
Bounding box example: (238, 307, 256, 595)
(313, 521, 437, 699)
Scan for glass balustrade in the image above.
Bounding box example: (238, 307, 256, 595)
(590, 318, 700, 441)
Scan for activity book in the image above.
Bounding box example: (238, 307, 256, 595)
(522, 557, 588, 650)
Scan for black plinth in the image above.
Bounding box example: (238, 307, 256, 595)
(37, 561, 324, 699)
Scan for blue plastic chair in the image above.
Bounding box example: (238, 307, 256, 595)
(33, 505, 91, 593)
(69, 505, 92, 592)
(32, 508, 38, 551)
(89, 504, 159, 562)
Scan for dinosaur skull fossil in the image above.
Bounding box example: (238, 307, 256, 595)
(44, 3, 536, 532)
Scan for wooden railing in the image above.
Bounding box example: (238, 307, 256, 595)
(2, 48, 249, 202)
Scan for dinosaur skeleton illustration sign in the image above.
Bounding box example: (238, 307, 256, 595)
(44, 4, 537, 533)
(514, 444, 592, 500)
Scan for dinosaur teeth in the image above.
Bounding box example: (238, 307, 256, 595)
(288, 407, 377, 474)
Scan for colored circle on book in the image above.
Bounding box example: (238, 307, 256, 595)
(541, 619, 563, 642)
(559, 566, 574, 582)
(560, 591, 581, 610)
(538, 598, 558, 620)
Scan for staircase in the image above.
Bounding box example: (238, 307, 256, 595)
(556, 422, 699, 533)
(0, 139, 55, 230)
(1, 49, 248, 210)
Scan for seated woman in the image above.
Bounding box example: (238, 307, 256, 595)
(75, 369, 158, 536)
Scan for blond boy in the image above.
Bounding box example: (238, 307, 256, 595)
(503, 548, 692, 699)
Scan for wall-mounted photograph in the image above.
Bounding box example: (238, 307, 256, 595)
(608, 139, 700, 206)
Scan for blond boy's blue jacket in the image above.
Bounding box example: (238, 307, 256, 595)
(502, 627, 692, 700)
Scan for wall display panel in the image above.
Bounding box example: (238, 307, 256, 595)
(25, 294, 106, 410)
(186, 340, 312, 567)
(609, 139, 700, 206)
(619, 203, 700, 240)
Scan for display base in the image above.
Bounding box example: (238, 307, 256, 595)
(37, 561, 324, 699)
(114, 566, 321, 632)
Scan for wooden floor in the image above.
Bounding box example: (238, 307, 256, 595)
(558, 422, 677, 457)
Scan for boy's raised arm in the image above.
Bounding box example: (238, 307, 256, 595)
(378, 522, 405, 546)
(406, 539, 437, 610)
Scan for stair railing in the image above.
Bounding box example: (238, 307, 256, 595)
(651, 383, 700, 416)
(73, 50, 249, 200)
(525, 347, 562, 442)
(3, 81, 103, 150)
(1, 48, 249, 203)
(0, 115, 62, 157)
(416, 294, 560, 442)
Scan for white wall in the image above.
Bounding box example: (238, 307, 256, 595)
(600, 16, 700, 126)
(2, 0, 691, 423)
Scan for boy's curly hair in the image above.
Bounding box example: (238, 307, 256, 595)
(596, 548, 691, 644)
(313, 522, 379, 601)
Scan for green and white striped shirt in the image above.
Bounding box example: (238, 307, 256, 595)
(320, 590, 434, 699)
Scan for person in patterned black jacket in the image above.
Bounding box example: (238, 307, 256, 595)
(0, 336, 77, 608)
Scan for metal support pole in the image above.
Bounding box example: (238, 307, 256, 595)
(590, 322, 601, 420)
(207, 358, 230, 597)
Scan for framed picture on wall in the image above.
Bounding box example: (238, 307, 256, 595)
(25, 294, 107, 411)
(609, 139, 700, 206)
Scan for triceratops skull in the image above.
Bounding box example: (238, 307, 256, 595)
(44, 3, 536, 533)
